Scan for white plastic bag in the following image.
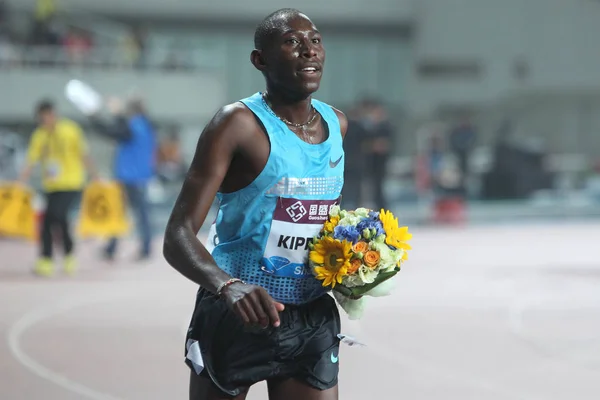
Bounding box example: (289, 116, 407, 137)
(332, 279, 396, 320)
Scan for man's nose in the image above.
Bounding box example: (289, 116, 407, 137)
(301, 41, 317, 58)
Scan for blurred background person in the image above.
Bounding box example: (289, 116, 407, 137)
(360, 98, 394, 211)
(341, 106, 368, 210)
(30, 0, 59, 47)
(428, 133, 445, 191)
(89, 96, 157, 262)
(448, 114, 477, 195)
(0, 128, 24, 181)
(587, 160, 600, 204)
(120, 25, 147, 70)
(0, 0, 6, 25)
(0, 27, 17, 68)
(18, 100, 97, 276)
(63, 26, 92, 66)
(156, 124, 186, 185)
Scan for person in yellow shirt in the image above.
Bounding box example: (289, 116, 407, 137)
(19, 100, 97, 276)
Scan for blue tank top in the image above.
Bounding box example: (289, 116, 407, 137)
(205, 92, 345, 305)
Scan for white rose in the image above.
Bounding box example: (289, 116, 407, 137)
(354, 208, 370, 218)
(371, 241, 402, 272)
(358, 265, 378, 284)
(343, 273, 365, 288)
(329, 205, 340, 217)
(337, 214, 362, 227)
(342, 265, 377, 287)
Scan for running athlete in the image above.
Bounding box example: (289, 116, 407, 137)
(164, 9, 347, 400)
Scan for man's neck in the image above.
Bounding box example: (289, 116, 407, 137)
(42, 124, 56, 133)
(263, 88, 313, 125)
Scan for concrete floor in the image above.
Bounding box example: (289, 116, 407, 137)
(1, 222, 599, 399)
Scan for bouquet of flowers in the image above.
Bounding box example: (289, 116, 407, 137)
(308, 206, 412, 320)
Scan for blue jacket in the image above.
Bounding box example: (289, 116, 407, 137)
(114, 114, 156, 184)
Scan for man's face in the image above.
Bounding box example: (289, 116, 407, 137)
(371, 106, 386, 122)
(38, 110, 57, 130)
(261, 14, 325, 96)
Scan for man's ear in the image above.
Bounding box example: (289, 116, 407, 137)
(250, 49, 267, 71)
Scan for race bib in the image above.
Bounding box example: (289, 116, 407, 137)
(44, 161, 61, 180)
(261, 197, 339, 278)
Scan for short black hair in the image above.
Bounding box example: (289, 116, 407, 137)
(36, 99, 54, 115)
(254, 8, 304, 50)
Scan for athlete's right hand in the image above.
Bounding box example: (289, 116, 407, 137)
(221, 283, 285, 328)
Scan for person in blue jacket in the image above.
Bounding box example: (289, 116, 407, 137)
(89, 96, 157, 261)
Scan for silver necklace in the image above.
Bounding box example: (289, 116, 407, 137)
(261, 92, 318, 144)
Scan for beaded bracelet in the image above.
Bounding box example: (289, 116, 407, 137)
(216, 278, 245, 296)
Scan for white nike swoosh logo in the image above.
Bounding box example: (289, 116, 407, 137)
(330, 352, 338, 363)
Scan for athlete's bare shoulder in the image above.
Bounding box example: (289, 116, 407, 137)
(190, 101, 262, 163)
(330, 106, 348, 138)
(206, 101, 259, 139)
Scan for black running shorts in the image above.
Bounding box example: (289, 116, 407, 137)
(184, 287, 341, 398)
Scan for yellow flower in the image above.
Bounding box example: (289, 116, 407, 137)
(398, 250, 408, 264)
(309, 236, 352, 288)
(379, 209, 413, 250)
(323, 215, 340, 234)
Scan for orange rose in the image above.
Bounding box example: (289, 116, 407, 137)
(353, 241, 369, 253)
(348, 259, 361, 275)
(363, 251, 380, 269)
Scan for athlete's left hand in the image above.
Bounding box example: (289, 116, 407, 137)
(221, 282, 285, 328)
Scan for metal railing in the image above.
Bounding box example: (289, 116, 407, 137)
(8, 0, 128, 43)
(0, 44, 209, 71)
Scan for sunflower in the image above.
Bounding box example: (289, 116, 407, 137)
(309, 236, 352, 288)
(323, 215, 340, 234)
(379, 209, 413, 251)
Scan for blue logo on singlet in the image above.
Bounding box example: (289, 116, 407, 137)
(261, 256, 312, 278)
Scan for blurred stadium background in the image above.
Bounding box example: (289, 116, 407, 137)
(1, 0, 599, 399)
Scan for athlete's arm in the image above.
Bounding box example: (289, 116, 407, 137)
(18, 131, 41, 183)
(87, 96, 133, 143)
(332, 108, 348, 139)
(74, 124, 99, 180)
(163, 103, 284, 328)
(88, 116, 133, 142)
